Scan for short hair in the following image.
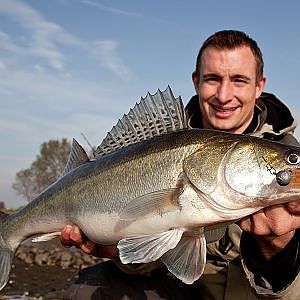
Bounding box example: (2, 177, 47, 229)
(195, 30, 264, 84)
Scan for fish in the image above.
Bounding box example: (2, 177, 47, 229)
(1, 86, 300, 290)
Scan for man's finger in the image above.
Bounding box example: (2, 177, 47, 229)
(69, 225, 83, 244)
(286, 201, 300, 214)
(60, 224, 73, 247)
(81, 240, 96, 254)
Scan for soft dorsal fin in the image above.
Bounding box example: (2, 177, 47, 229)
(94, 86, 187, 157)
(60, 139, 89, 177)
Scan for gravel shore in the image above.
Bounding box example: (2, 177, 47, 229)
(1, 239, 102, 299)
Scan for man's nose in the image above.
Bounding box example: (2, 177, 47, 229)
(216, 80, 233, 103)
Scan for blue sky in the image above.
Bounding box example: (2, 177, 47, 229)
(1, 0, 300, 208)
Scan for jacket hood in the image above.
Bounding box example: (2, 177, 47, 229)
(254, 92, 297, 138)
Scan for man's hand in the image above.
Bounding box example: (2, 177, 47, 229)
(60, 225, 119, 258)
(238, 201, 300, 260)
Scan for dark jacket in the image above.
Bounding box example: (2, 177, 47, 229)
(185, 92, 300, 299)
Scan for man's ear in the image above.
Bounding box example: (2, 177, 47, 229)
(192, 71, 200, 93)
(256, 75, 266, 98)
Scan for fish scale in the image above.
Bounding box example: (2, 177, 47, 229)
(1, 87, 300, 289)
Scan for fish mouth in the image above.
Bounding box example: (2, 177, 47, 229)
(289, 168, 300, 188)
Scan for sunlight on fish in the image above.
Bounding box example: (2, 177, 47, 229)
(1, 86, 300, 290)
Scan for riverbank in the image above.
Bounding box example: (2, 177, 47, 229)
(1, 239, 102, 299)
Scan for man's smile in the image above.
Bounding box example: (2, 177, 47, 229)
(210, 103, 240, 118)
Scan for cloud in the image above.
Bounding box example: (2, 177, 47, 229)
(0, 0, 132, 79)
(0, 31, 20, 53)
(0, 64, 134, 146)
(0, 0, 75, 70)
(91, 40, 131, 81)
(33, 64, 44, 73)
(0, 60, 7, 70)
(81, 0, 142, 18)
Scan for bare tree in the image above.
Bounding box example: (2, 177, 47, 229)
(13, 138, 71, 201)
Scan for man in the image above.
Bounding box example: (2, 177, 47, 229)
(62, 30, 300, 299)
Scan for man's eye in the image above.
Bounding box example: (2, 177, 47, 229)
(233, 79, 248, 87)
(205, 77, 219, 82)
(234, 78, 247, 84)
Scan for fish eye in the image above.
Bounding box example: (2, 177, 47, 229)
(287, 153, 300, 165)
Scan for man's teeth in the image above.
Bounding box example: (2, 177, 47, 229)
(214, 106, 236, 112)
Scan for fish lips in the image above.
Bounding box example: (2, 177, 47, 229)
(289, 168, 300, 188)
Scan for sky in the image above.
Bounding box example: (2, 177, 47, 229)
(0, 0, 300, 208)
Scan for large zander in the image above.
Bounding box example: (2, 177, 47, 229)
(1, 87, 300, 290)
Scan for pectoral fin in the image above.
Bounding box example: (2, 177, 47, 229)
(31, 232, 61, 243)
(161, 231, 207, 284)
(118, 228, 184, 264)
(119, 188, 182, 221)
(204, 223, 231, 244)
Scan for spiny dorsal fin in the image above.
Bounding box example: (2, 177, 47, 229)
(94, 86, 187, 157)
(60, 139, 89, 177)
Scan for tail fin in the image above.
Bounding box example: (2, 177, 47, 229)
(0, 212, 14, 291)
(0, 246, 13, 290)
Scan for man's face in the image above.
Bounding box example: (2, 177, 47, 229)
(192, 46, 266, 134)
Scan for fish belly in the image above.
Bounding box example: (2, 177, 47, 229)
(75, 210, 187, 245)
